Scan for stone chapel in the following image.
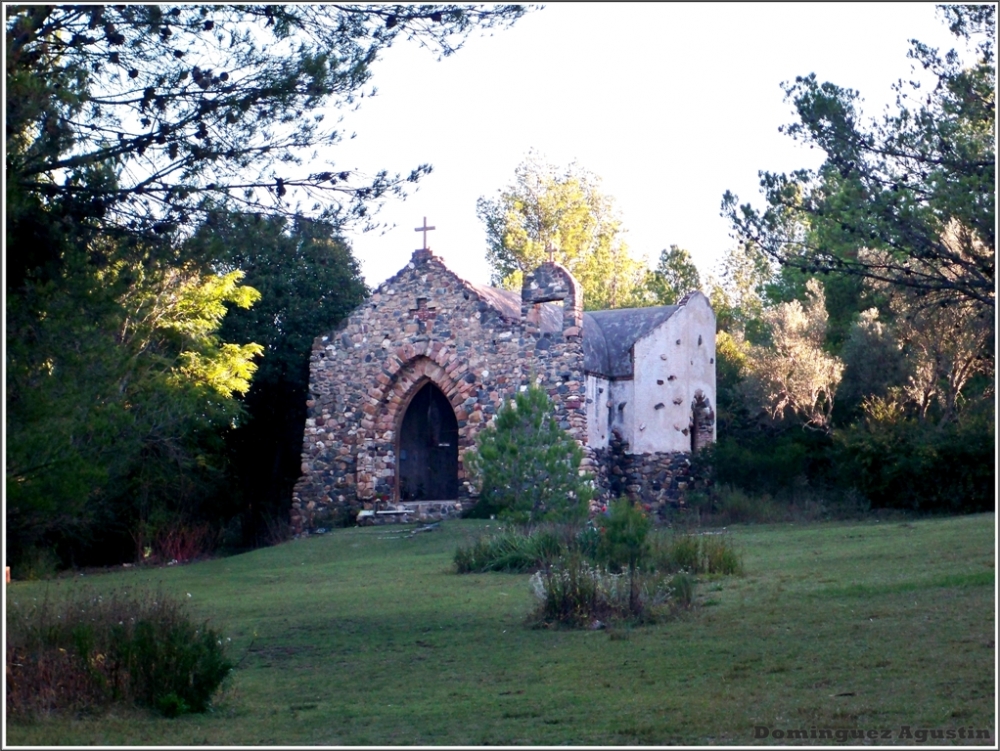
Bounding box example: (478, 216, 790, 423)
(292, 246, 716, 532)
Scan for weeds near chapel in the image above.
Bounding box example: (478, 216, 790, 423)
(455, 501, 743, 628)
(647, 530, 743, 576)
(454, 525, 563, 573)
(527, 553, 677, 627)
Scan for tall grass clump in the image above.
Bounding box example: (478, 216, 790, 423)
(667, 571, 696, 608)
(683, 485, 786, 525)
(6, 587, 233, 719)
(647, 530, 743, 576)
(529, 500, 688, 626)
(458, 498, 745, 628)
(596, 498, 651, 614)
(682, 483, 885, 527)
(652, 532, 700, 572)
(454, 525, 563, 573)
(528, 554, 675, 628)
(701, 534, 743, 574)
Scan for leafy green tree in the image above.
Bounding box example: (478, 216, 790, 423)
(464, 385, 593, 525)
(476, 151, 647, 310)
(6, 242, 262, 565)
(712, 329, 752, 431)
(722, 4, 994, 312)
(6, 4, 530, 289)
(836, 308, 909, 421)
(184, 212, 369, 544)
(644, 245, 702, 306)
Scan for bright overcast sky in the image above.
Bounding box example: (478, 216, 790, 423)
(328, 2, 962, 288)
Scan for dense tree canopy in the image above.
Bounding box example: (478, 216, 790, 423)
(5, 240, 263, 564)
(184, 212, 369, 545)
(702, 6, 994, 512)
(722, 4, 995, 312)
(6, 4, 530, 288)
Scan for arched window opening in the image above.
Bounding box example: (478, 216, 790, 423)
(690, 391, 714, 454)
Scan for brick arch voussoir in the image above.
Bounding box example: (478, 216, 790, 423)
(377, 355, 470, 436)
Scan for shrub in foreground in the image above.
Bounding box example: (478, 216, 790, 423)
(6, 587, 232, 719)
(596, 498, 653, 614)
(528, 554, 679, 627)
(596, 498, 651, 573)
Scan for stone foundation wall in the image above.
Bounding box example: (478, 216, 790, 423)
(592, 429, 700, 519)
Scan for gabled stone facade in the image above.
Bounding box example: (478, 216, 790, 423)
(292, 248, 715, 532)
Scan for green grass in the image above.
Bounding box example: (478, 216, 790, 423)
(5, 514, 995, 745)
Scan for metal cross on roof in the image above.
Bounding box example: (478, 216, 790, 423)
(415, 216, 436, 250)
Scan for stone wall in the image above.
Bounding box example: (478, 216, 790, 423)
(292, 251, 588, 533)
(519, 262, 587, 441)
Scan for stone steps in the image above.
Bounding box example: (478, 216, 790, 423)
(357, 500, 464, 526)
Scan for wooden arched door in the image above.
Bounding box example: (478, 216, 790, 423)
(397, 382, 458, 500)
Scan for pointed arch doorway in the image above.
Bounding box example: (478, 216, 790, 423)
(397, 381, 459, 501)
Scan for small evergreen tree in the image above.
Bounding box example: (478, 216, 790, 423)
(598, 498, 652, 615)
(464, 386, 593, 525)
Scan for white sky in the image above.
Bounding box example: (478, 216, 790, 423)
(327, 3, 963, 288)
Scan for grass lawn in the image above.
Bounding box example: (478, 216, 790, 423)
(4, 513, 995, 745)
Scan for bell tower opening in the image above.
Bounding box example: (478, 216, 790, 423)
(398, 382, 459, 501)
(690, 391, 714, 454)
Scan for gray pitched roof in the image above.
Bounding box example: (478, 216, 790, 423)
(467, 283, 679, 380)
(583, 306, 679, 378)
(466, 283, 563, 332)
